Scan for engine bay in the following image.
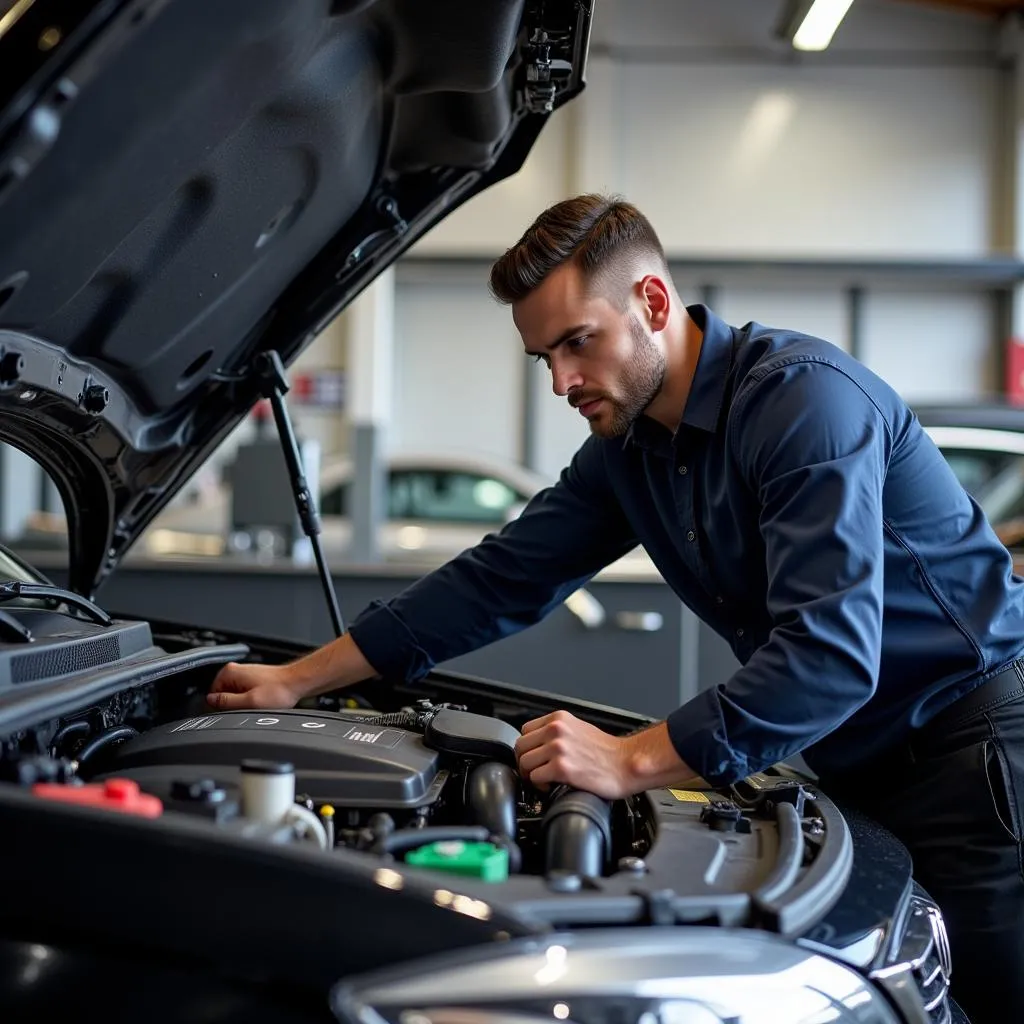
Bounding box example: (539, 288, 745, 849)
(0, 602, 852, 947)
(11, 679, 661, 887)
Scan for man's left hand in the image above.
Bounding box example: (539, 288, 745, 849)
(515, 710, 635, 799)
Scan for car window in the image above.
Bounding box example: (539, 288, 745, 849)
(319, 483, 348, 517)
(939, 447, 1024, 526)
(975, 460, 1024, 525)
(387, 470, 523, 524)
(940, 449, 1023, 499)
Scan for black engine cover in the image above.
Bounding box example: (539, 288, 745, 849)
(95, 709, 443, 808)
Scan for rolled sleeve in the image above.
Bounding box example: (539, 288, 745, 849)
(347, 438, 639, 682)
(667, 359, 890, 785)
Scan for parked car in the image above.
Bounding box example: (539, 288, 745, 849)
(917, 402, 1024, 564)
(146, 447, 555, 561)
(0, 2, 959, 1023)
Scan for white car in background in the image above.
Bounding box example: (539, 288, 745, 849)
(145, 449, 546, 562)
(142, 448, 659, 580)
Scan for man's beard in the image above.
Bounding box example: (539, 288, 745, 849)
(589, 314, 666, 438)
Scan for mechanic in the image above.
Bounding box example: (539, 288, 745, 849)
(209, 194, 1024, 1022)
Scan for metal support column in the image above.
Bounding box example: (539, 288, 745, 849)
(346, 267, 395, 563)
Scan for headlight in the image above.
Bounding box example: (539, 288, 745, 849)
(332, 927, 903, 1024)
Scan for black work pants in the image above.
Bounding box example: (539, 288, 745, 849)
(823, 687, 1024, 1024)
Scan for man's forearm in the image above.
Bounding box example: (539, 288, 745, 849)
(284, 633, 379, 698)
(622, 721, 712, 791)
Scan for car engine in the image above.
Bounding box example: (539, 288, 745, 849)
(74, 700, 623, 880)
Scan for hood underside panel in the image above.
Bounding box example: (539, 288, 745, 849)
(0, 0, 591, 595)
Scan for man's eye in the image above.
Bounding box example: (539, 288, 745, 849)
(567, 335, 588, 350)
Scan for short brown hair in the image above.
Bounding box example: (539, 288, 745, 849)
(489, 193, 667, 307)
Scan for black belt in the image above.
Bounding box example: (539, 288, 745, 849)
(923, 659, 1024, 738)
(821, 660, 1024, 787)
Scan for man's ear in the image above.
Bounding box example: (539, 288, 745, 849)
(640, 275, 671, 332)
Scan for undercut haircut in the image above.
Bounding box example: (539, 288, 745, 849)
(489, 194, 668, 309)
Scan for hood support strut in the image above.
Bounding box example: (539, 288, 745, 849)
(254, 351, 346, 638)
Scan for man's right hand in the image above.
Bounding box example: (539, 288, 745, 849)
(207, 633, 378, 711)
(207, 662, 305, 711)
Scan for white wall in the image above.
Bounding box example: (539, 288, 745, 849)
(390, 265, 526, 464)
(862, 287, 999, 401)
(717, 281, 999, 403)
(716, 283, 851, 352)
(610, 61, 998, 258)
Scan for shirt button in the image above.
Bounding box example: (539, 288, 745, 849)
(715, 596, 724, 605)
(736, 627, 745, 638)
(686, 530, 696, 542)
(677, 465, 688, 476)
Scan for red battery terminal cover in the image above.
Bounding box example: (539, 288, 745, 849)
(32, 778, 163, 818)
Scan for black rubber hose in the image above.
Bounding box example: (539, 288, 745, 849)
(51, 720, 90, 754)
(752, 800, 804, 905)
(543, 788, 612, 878)
(74, 725, 139, 766)
(467, 762, 517, 839)
(372, 825, 490, 856)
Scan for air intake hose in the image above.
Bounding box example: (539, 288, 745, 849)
(543, 786, 612, 879)
(467, 762, 517, 840)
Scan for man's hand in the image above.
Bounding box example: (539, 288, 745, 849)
(515, 713, 707, 799)
(206, 634, 378, 711)
(207, 662, 305, 711)
(515, 710, 636, 800)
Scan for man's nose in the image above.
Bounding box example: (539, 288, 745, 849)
(551, 360, 583, 397)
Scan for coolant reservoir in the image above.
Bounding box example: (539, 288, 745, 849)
(239, 758, 296, 824)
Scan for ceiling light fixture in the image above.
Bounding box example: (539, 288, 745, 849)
(778, 0, 857, 52)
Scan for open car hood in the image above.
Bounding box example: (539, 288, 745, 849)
(0, 0, 592, 597)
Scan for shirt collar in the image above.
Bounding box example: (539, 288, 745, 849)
(624, 304, 735, 451)
(679, 304, 734, 434)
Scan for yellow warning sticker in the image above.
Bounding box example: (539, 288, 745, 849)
(668, 788, 711, 804)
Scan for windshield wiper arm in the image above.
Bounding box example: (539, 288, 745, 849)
(0, 581, 112, 627)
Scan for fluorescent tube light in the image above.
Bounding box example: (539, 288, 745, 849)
(791, 0, 856, 51)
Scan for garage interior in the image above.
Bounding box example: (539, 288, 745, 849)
(5, 2, 1024, 1022)
(5, 0, 1024, 721)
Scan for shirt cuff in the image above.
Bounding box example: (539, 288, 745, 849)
(666, 689, 750, 787)
(347, 600, 436, 681)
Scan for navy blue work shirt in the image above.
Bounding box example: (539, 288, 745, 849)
(348, 305, 1024, 785)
